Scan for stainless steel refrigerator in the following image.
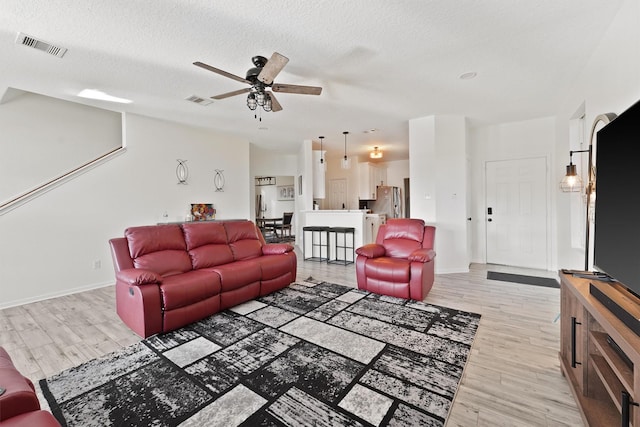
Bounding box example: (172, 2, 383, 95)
(370, 186, 402, 218)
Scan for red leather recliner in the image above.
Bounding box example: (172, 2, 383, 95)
(0, 347, 60, 427)
(355, 218, 436, 301)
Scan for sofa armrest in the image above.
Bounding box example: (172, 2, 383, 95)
(355, 244, 386, 259)
(0, 348, 41, 422)
(116, 269, 162, 286)
(262, 243, 294, 255)
(408, 248, 436, 263)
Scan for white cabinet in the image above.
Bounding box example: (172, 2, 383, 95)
(358, 162, 386, 200)
(375, 166, 387, 189)
(313, 151, 326, 199)
(364, 214, 383, 244)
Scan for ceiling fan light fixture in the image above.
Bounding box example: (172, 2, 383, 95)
(195, 52, 322, 115)
(370, 146, 383, 159)
(341, 131, 351, 170)
(247, 92, 257, 110)
(263, 93, 272, 112)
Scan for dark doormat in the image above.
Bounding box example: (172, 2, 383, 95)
(487, 271, 559, 288)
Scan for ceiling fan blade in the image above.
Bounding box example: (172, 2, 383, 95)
(211, 87, 251, 100)
(258, 52, 289, 85)
(193, 61, 250, 84)
(267, 91, 283, 112)
(272, 83, 322, 95)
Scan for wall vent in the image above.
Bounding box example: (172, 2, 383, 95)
(16, 32, 67, 58)
(185, 95, 212, 106)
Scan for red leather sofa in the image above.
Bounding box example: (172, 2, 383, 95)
(109, 220, 296, 338)
(355, 218, 436, 300)
(0, 347, 60, 427)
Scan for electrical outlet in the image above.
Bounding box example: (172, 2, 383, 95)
(93, 260, 101, 269)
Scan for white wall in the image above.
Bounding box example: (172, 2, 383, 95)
(321, 151, 359, 210)
(383, 159, 409, 190)
(0, 112, 251, 308)
(409, 115, 468, 273)
(249, 146, 298, 220)
(556, 0, 640, 270)
(0, 90, 122, 203)
(468, 116, 556, 267)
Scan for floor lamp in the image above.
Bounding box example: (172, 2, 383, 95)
(581, 113, 617, 271)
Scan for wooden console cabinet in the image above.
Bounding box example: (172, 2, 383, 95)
(560, 273, 640, 426)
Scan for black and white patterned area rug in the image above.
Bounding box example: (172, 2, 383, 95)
(40, 280, 480, 427)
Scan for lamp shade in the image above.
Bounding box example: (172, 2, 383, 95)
(560, 163, 583, 192)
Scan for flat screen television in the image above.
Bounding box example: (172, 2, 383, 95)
(593, 99, 640, 299)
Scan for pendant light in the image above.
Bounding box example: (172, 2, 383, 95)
(319, 136, 326, 171)
(370, 146, 383, 159)
(341, 131, 351, 170)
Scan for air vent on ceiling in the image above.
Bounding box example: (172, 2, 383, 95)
(15, 32, 67, 58)
(185, 95, 212, 106)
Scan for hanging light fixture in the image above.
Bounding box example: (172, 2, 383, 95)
(370, 146, 383, 159)
(341, 131, 351, 169)
(318, 136, 327, 170)
(247, 92, 257, 110)
(560, 150, 588, 192)
(263, 93, 272, 112)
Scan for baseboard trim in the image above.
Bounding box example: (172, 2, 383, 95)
(0, 280, 113, 310)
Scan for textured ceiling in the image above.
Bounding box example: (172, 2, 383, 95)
(0, 0, 625, 162)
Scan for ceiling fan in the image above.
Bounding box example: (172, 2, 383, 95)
(193, 52, 322, 113)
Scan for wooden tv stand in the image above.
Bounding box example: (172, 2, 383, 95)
(560, 272, 640, 426)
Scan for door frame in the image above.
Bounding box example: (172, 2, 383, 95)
(483, 155, 551, 270)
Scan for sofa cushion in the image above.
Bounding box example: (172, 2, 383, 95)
(208, 260, 261, 292)
(381, 220, 425, 259)
(182, 223, 228, 250)
(254, 254, 294, 280)
(225, 221, 263, 261)
(126, 225, 192, 276)
(383, 219, 425, 241)
(159, 270, 221, 310)
(364, 257, 411, 282)
(126, 225, 186, 257)
(183, 222, 234, 269)
(383, 239, 422, 259)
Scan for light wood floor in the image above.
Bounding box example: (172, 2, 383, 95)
(0, 255, 583, 426)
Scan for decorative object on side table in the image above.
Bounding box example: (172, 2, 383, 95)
(214, 169, 225, 192)
(190, 203, 215, 221)
(176, 159, 189, 184)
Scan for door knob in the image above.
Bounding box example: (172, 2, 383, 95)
(488, 218, 492, 222)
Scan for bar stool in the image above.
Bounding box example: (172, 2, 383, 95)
(328, 227, 355, 265)
(303, 226, 330, 261)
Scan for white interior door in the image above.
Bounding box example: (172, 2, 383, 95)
(328, 179, 348, 209)
(486, 157, 548, 269)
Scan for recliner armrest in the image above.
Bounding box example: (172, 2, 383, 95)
(355, 244, 386, 259)
(408, 248, 436, 263)
(262, 243, 294, 255)
(116, 269, 162, 286)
